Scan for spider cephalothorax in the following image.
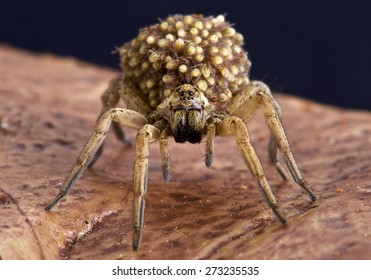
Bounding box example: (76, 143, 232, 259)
(45, 14, 317, 251)
(156, 84, 211, 143)
(169, 85, 206, 143)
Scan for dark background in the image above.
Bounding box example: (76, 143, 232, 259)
(1, 0, 370, 110)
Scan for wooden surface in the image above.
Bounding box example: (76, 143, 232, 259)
(0, 45, 370, 260)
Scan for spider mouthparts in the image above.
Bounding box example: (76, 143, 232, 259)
(171, 108, 204, 144)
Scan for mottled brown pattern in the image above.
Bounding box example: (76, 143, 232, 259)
(0, 45, 370, 259)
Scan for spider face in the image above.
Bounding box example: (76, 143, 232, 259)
(170, 84, 207, 143)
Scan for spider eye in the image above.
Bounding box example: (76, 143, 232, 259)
(179, 91, 185, 97)
(188, 91, 193, 96)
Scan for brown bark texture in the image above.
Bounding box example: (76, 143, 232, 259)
(0, 45, 370, 260)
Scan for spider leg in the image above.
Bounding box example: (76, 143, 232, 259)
(87, 78, 129, 167)
(132, 124, 160, 251)
(230, 81, 316, 201)
(100, 77, 131, 142)
(88, 122, 132, 168)
(87, 142, 105, 168)
(89, 76, 151, 167)
(267, 99, 290, 181)
(205, 123, 216, 167)
(268, 134, 290, 181)
(45, 108, 148, 211)
(160, 128, 171, 181)
(217, 116, 287, 224)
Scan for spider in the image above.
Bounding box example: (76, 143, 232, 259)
(45, 14, 317, 251)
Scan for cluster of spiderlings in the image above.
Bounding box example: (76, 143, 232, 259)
(119, 14, 251, 108)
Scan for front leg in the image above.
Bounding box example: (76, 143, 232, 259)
(159, 127, 171, 181)
(45, 108, 148, 210)
(132, 124, 160, 251)
(230, 81, 317, 201)
(205, 122, 216, 167)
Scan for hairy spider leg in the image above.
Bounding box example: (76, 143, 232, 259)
(217, 116, 287, 224)
(132, 124, 160, 251)
(230, 81, 317, 201)
(160, 128, 171, 181)
(89, 78, 139, 167)
(266, 98, 290, 180)
(205, 122, 216, 167)
(45, 108, 148, 210)
(268, 135, 290, 180)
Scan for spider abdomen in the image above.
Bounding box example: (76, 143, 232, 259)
(119, 14, 251, 109)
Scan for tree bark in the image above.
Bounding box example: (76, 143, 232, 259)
(0, 45, 370, 259)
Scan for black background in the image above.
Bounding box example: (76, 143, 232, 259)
(1, 0, 370, 110)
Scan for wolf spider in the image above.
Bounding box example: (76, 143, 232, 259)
(45, 14, 317, 251)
